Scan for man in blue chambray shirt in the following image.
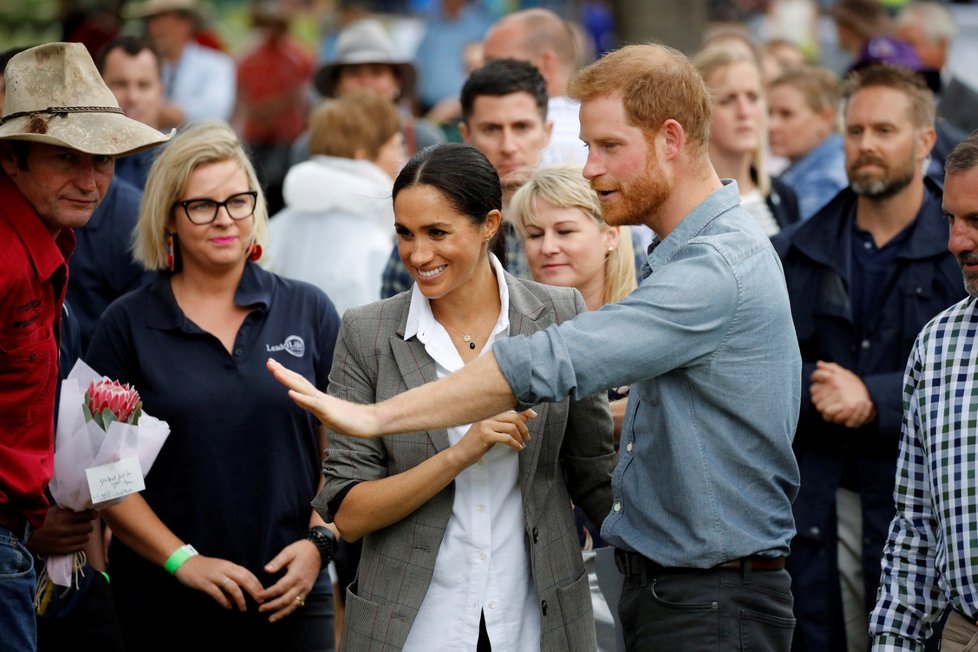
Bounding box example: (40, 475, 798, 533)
(269, 43, 802, 652)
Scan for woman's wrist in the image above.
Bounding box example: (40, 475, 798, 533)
(304, 527, 335, 567)
(163, 543, 198, 575)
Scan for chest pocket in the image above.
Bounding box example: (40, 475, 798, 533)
(0, 334, 54, 429)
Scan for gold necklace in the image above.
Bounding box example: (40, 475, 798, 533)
(438, 317, 482, 350)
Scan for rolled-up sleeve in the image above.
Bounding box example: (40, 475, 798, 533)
(316, 311, 389, 521)
(494, 241, 740, 408)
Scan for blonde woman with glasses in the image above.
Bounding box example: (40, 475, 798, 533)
(85, 121, 341, 651)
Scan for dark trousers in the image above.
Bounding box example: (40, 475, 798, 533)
(37, 568, 124, 652)
(113, 568, 335, 652)
(618, 565, 795, 651)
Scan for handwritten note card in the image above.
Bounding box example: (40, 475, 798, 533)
(86, 456, 145, 505)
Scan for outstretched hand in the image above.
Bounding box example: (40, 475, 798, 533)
(267, 358, 379, 438)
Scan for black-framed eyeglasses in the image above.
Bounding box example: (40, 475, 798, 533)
(174, 191, 258, 225)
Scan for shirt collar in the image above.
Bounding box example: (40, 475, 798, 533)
(404, 253, 510, 343)
(790, 178, 947, 268)
(0, 174, 75, 282)
(645, 180, 742, 273)
(146, 261, 273, 330)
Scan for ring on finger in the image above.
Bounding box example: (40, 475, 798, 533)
(294, 595, 305, 607)
(220, 577, 231, 590)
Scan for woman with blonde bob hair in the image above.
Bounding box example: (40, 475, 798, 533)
(510, 166, 636, 311)
(133, 121, 269, 271)
(86, 121, 341, 651)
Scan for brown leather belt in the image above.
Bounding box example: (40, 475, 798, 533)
(0, 504, 27, 537)
(615, 548, 786, 577)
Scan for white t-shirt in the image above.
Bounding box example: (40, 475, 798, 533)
(740, 188, 780, 237)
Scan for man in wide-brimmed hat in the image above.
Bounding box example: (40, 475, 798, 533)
(0, 42, 170, 652)
(311, 18, 443, 156)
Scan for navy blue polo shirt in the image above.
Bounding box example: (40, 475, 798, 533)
(848, 195, 931, 336)
(85, 263, 340, 593)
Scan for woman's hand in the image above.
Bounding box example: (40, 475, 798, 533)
(449, 410, 535, 468)
(174, 555, 265, 611)
(257, 539, 322, 623)
(267, 358, 379, 437)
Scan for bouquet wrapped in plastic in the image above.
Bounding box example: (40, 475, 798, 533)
(40, 359, 170, 597)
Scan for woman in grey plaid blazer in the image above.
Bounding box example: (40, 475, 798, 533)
(310, 144, 616, 651)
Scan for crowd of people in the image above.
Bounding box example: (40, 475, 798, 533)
(3, 0, 978, 651)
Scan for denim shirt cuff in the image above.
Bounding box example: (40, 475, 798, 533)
(493, 336, 536, 412)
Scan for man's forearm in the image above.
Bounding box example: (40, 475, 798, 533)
(374, 352, 518, 434)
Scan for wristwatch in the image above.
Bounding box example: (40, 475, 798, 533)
(305, 526, 336, 567)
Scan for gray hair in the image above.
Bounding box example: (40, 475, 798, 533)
(895, 2, 956, 43)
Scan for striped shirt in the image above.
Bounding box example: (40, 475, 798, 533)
(871, 295, 978, 651)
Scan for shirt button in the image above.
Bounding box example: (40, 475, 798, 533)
(613, 502, 622, 512)
(532, 527, 539, 543)
(479, 551, 487, 561)
(861, 340, 871, 350)
(477, 504, 486, 512)
(488, 601, 496, 609)
(626, 442, 633, 453)
(234, 348, 242, 356)
(809, 526, 821, 537)
(863, 241, 872, 250)
(541, 600, 548, 616)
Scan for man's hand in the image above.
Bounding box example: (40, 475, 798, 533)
(267, 358, 379, 437)
(810, 361, 877, 428)
(26, 506, 98, 556)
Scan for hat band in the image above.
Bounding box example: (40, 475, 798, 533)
(0, 105, 124, 126)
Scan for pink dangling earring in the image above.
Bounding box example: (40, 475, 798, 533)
(165, 232, 175, 272)
(248, 243, 263, 262)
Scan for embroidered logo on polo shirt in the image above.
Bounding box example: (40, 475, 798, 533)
(266, 335, 305, 358)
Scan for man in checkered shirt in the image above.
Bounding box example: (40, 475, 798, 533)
(871, 129, 978, 651)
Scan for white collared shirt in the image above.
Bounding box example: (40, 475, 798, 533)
(540, 95, 588, 167)
(402, 255, 541, 651)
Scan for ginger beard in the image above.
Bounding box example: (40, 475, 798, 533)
(595, 150, 672, 228)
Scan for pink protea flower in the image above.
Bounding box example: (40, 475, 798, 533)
(83, 379, 142, 431)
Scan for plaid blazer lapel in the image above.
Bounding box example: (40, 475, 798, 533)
(388, 311, 451, 453)
(504, 274, 551, 492)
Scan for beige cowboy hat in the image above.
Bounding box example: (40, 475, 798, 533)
(0, 42, 172, 156)
(314, 18, 417, 98)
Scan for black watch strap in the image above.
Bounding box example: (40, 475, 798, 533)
(305, 526, 335, 567)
